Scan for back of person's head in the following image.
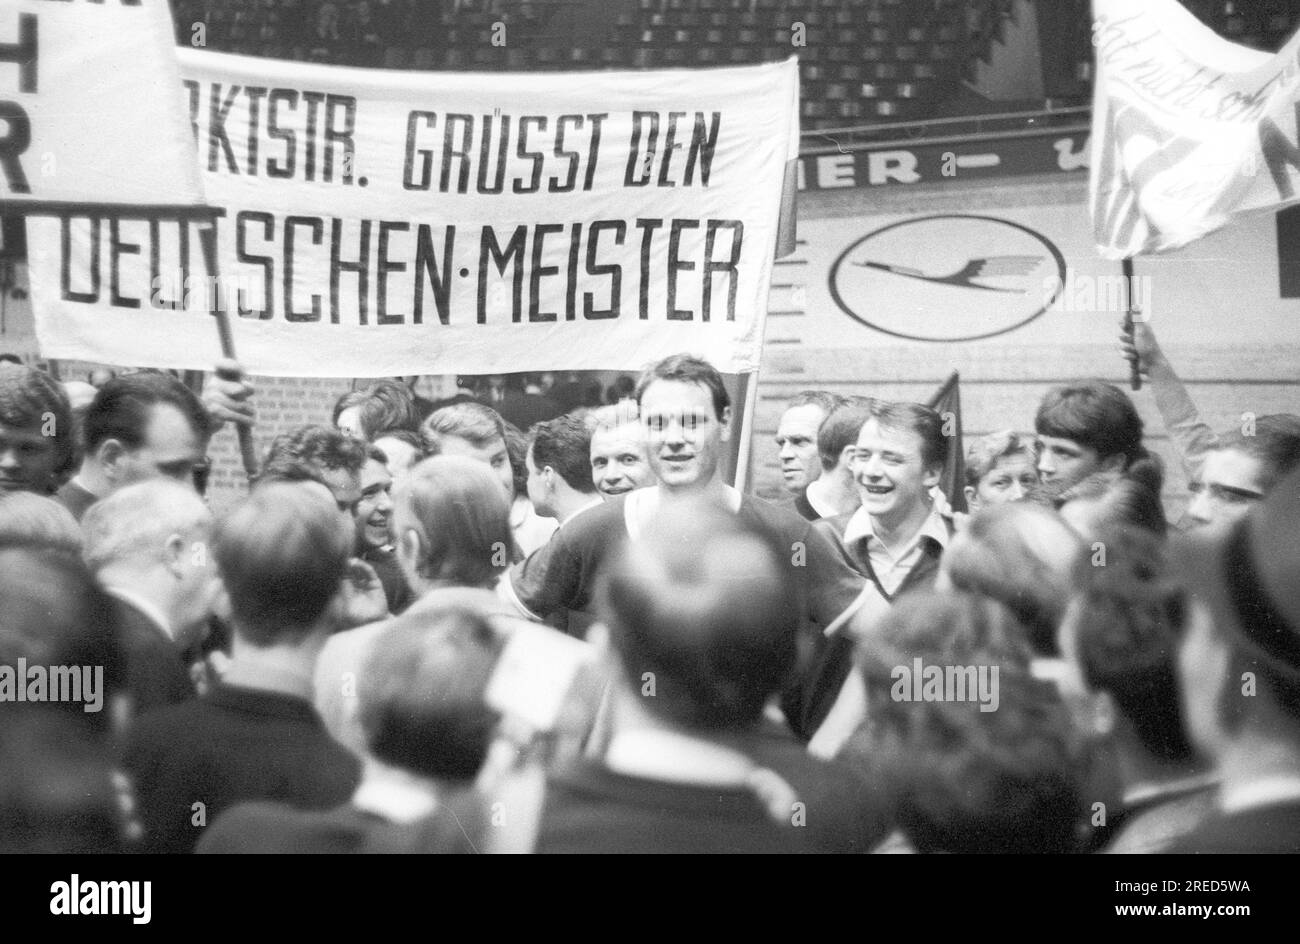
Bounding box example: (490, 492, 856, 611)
(0, 541, 125, 851)
(866, 399, 948, 470)
(81, 479, 210, 573)
(212, 483, 351, 645)
(359, 606, 505, 783)
(260, 424, 366, 482)
(941, 502, 1087, 656)
(634, 353, 730, 421)
(333, 380, 420, 440)
(0, 540, 123, 731)
(1216, 414, 1300, 493)
(964, 430, 1037, 488)
(786, 389, 844, 416)
(82, 371, 209, 454)
(1035, 381, 1152, 475)
(818, 398, 875, 471)
(846, 590, 1085, 854)
(530, 413, 597, 494)
(0, 363, 77, 485)
(421, 401, 506, 455)
(1064, 527, 1194, 762)
(393, 456, 512, 589)
(1058, 472, 1167, 539)
(0, 493, 82, 556)
(597, 499, 800, 731)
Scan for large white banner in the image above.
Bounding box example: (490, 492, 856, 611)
(0, 0, 203, 210)
(1091, 0, 1300, 258)
(29, 50, 799, 376)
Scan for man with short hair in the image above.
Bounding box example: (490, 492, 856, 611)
(1167, 465, 1300, 852)
(527, 414, 601, 525)
(504, 354, 864, 739)
(1034, 380, 1159, 494)
(261, 424, 367, 516)
(775, 390, 843, 501)
(534, 500, 876, 853)
(123, 483, 363, 854)
(0, 363, 75, 497)
(588, 402, 655, 499)
(1057, 528, 1216, 853)
(82, 480, 216, 718)
(791, 397, 872, 521)
(423, 400, 555, 555)
(819, 399, 955, 600)
(354, 444, 411, 615)
(55, 372, 211, 521)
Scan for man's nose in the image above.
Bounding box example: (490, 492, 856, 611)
(779, 441, 795, 459)
(1187, 489, 1214, 525)
(1008, 480, 1026, 501)
(0, 447, 19, 470)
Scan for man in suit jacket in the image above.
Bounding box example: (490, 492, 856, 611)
(81, 479, 217, 718)
(123, 483, 362, 853)
(1167, 465, 1300, 853)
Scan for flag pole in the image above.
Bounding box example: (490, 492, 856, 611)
(197, 218, 259, 482)
(1121, 257, 1142, 391)
(733, 368, 761, 494)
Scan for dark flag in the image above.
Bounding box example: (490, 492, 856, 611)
(926, 371, 967, 514)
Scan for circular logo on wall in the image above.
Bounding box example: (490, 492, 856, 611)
(828, 214, 1067, 342)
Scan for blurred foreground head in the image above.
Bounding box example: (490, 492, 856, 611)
(845, 590, 1085, 854)
(596, 498, 800, 731)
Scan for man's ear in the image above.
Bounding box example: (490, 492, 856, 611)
(922, 463, 943, 490)
(163, 533, 187, 579)
(96, 439, 129, 483)
(838, 443, 856, 472)
(211, 585, 232, 622)
(719, 404, 733, 443)
(397, 527, 421, 570)
(963, 484, 979, 511)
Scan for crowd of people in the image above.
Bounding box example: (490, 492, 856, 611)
(2, 316, 1300, 854)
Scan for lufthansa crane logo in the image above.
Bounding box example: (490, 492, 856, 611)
(829, 215, 1067, 342)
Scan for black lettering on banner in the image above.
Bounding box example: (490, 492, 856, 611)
(625, 111, 659, 187)
(376, 220, 408, 324)
(325, 94, 356, 184)
(583, 114, 607, 191)
(330, 218, 370, 325)
(148, 218, 191, 311)
(478, 225, 526, 323)
(565, 221, 581, 319)
(702, 219, 742, 322)
(514, 115, 546, 194)
(635, 218, 663, 319)
(244, 87, 268, 176)
(528, 222, 562, 321)
(302, 91, 327, 181)
(550, 114, 583, 193)
(283, 215, 323, 321)
(0, 14, 37, 93)
(667, 219, 699, 320)
(414, 224, 454, 325)
(658, 112, 686, 187)
(585, 220, 624, 320)
(267, 89, 298, 179)
(208, 84, 241, 174)
(478, 113, 510, 195)
(61, 217, 100, 304)
(108, 218, 141, 309)
(0, 101, 31, 194)
(235, 210, 274, 319)
(183, 80, 201, 143)
(441, 113, 473, 193)
(684, 112, 722, 186)
(1260, 102, 1300, 199)
(404, 110, 436, 190)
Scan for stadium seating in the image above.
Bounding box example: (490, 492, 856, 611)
(170, 0, 1298, 131)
